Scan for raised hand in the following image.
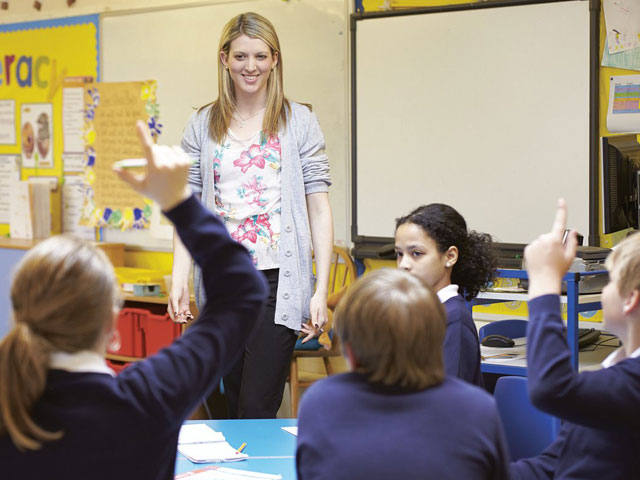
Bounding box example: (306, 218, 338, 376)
(113, 121, 191, 211)
(524, 199, 578, 299)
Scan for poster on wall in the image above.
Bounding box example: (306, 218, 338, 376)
(0, 15, 99, 235)
(81, 80, 161, 231)
(0, 155, 21, 223)
(0, 100, 16, 145)
(21, 103, 53, 168)
(607, 75, 640, 133)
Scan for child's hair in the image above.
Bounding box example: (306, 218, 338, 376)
(396, 203, 496, 301)
(205, 12, 290, 143)
(605, 233, 640, 297)
(0, 236, 121, 451)
(335, 268, 446, 391)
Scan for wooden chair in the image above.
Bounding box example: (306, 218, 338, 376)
(289, 246, 357, 417)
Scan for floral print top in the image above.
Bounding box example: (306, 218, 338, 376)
(213, 129, 281, 269)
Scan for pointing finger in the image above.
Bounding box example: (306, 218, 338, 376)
(551, 198, 568, 239)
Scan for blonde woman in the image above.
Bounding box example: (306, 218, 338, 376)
(170, 12, 333, 419)
(0, 123, 267, 478)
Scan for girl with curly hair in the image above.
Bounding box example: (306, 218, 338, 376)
(395, 203, 496, 386)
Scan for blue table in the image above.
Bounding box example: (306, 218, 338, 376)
(175, 419, 298, 479)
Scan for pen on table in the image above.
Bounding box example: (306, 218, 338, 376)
(237, 442, 247, 454)
(562, 228, 570, 245)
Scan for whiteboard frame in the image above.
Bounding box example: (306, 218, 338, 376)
(350, 0, 599, 254)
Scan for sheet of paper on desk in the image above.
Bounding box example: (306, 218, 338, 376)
(178, 442, 248, 463)
(280, 426, 298, 437)
(175, 466, 282, 479)
(179, 424, 226, 444)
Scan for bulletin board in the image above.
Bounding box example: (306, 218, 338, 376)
(0, 15, 99, 236)
(352, 0, 592, 246)
(99, 0, 347, 249)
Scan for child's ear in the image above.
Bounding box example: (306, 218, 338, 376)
(445, 246, 459, 267)
(343, 341, 358, 370)
(623, 289, 640, 315)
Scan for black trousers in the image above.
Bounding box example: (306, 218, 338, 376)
(223, 268, 298, 419)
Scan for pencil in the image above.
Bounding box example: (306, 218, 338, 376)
(237, 442, 247, 453)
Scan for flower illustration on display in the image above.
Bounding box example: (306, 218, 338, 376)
(145, 102, 160, 118)
(85, 146, 96, 167)
(120, 208, 134, 231)
(231, 218, 259, 243)
(148, 117, 163, 138)
(84, 124, 96, 146)
(140, 82, 157, 100)
(234, 145, 266, 173)
(85, 88, 100, 120)
(133, 208, 147, 229)
(102, 208, 112, 223)
(107, 209, 122, 227)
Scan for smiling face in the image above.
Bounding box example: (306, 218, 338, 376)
(395, 223, 456, 293)
(602, 265, 628, 339)
(220, 34, 278, 101)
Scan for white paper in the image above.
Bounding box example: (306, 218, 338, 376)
(62, 176, 96, 240)
(63, 152, 86, 173)
(63, 87, 85, 153)
(177, 467, 282, 480)
(280, 427, 298, 437)
(0, 156, 21, 224)
(21, 103, 54, 168)
(607, 75, 640, 133)
(178, 424, 226, 445)
(0, 99, 16, 145)
(603, 0, 640, 54)
(178, 443, 248, 464)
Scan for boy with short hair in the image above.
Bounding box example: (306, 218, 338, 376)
(296, 268, 509, 480)
(512, 200, 640, 479)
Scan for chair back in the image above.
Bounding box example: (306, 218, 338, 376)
(479, 319, 528, 341)
(493, 376, 558, 461)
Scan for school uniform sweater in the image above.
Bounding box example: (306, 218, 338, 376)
(296, 373, 509, 480)
(440, 287, 483, 386)
(511, 295, 640, 480)
(1, 195, 268, 480)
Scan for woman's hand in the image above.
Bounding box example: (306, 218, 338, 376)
(168, 283, 193, 324)
(300, 291, 329, 343)
(524, 199, 578, 299)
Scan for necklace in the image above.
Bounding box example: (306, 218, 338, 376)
(234, 107, 266, 128)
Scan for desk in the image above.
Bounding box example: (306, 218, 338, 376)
(175, 419, 298, 480)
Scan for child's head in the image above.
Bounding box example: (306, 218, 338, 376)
(335, 268, 446, 391)
(0, 235, 121, 451)
(602, 234, 640, 337)
(395, 203, 496, 300)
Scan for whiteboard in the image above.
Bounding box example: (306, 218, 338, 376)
(100, 0, 347, 248)
(354, 1, 590, 244)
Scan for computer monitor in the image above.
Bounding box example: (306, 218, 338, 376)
(602, 135, 640, 234)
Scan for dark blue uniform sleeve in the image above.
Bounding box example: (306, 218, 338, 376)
(510, 424, 567, 480)
(116, 195, 268, 423)
(527, 295, 640, 430)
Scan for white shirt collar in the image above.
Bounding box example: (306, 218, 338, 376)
(601, 345, 640, 369)
(49, 350, 115, 377)
(437, 284, 459, 303)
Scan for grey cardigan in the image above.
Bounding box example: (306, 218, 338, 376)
(182, 101, 331, 331)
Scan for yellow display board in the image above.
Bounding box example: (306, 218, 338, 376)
(0, 15, 99, 236)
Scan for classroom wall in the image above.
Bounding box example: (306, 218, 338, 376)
(0, 0, 352, 248)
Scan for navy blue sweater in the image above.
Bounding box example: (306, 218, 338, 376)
(443, 294, 483, 386)
(297, 373, 509, 480)
(511, 295, 640, 479)
(1, 195, 268, 480)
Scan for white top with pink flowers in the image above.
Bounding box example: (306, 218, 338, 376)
(212, 129, 282, 269)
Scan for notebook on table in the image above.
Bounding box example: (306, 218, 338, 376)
(178, 424, 248, 463)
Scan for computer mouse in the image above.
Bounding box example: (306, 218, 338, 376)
(481, 334, 515, 348)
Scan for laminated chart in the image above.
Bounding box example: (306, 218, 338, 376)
(607, 75, 640, 133)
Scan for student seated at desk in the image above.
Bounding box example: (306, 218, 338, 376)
(0, 123, 267, 480)
(511, 200, 640, 480)
(395, 204, 496, 386)
(296, 268, 509, 480)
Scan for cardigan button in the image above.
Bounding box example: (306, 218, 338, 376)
(285, 225, 293, 233)
(284, 270, 292, 277)
(282, 313, 289, 320)
(285, 250, 292, 257)
(283, 292, 290, 300)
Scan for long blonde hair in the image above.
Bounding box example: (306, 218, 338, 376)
(0, 236, 121, 451)
(206, 12, 290, 143)
(335, 269, 446, 391)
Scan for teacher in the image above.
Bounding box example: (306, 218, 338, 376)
(170, 12, 334, 419)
